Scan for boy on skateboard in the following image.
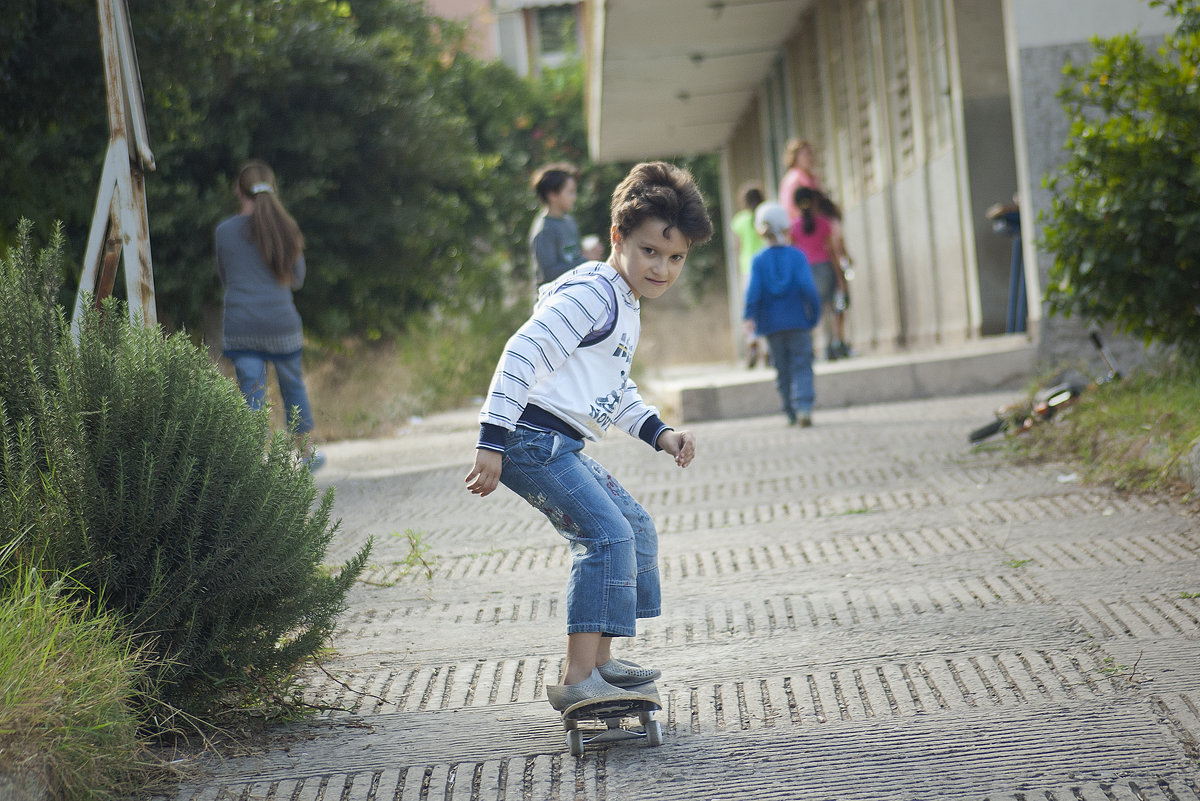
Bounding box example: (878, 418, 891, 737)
(465, 161, 713, 710)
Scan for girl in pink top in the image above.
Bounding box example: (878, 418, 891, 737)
(789, 209, 833, 266)
(790, 187, 851, 360)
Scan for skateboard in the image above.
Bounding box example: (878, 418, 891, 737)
(559, 681, 663, 756)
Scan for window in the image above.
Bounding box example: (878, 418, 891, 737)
(536, 5, 576, 60)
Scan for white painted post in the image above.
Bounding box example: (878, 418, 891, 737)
(72, 0, 156, 337)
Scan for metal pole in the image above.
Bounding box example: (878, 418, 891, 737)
(72, 0, 156, 336)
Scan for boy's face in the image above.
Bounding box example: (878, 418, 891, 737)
(610, 217, 689, 300)
(547, 177, 577, 216)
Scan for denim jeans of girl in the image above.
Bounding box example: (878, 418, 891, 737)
(225, 349, 315, 434)
(765, 327, 815, 422)
(499, 425, 661, 637)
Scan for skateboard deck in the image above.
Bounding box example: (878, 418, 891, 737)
(559, 681, 663, 756)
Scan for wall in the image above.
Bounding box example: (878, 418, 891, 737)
(425, 0, 500, 61)
(722, 100, 766, 354)
(783, 0, 986, 354)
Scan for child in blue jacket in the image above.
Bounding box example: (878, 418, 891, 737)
(743, 202, 822, 426)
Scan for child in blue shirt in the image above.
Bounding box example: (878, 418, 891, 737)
(743, 202, 822, 426)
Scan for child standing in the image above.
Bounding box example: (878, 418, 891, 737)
(791, 186, 849, 361)
(778, 138, 821, 223)
(815, 190, 855, 359)
(728, 182, 767, 367)
(744, 202, 822, 427)
(466, 162, 713, 708)
(215, 160, 324, 471)
(529, 163, 602, 292)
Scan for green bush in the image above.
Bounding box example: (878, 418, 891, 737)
(394, 300, 530, 414)
(0, 222, 371, 714)
(1041, 0, 1200, 359)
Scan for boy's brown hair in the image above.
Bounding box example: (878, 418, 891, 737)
(610, 161, 713, 245)
(531, 162, 579, 204)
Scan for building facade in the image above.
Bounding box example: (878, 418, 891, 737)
(732, 0, 1017, 356)
(587, 0, 1174, 363)
(426, 0, 587, 77)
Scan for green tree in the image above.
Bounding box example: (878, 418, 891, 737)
(0, 0, 107, 263)
(1, 1, 526, 337)
(1042, 0, 1200, 358)
(131, 0, 497, 337)
(1, 1, 725, 341)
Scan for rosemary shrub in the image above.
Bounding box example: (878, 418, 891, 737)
(1, 221, 371, 714)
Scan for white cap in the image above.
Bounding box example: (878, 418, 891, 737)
(754, 202, 790, 238)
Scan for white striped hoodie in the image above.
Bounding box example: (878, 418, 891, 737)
(477, 261, 669, 452)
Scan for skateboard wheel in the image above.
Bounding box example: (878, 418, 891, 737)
(566, 728, 584, 756)
(646, 719, 663, 747)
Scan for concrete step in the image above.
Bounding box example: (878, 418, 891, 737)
(643, 334, 1036, 422)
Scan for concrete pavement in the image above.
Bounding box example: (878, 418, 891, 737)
(155, 385, 1200, 800)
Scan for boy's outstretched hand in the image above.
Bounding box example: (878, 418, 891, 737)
(657, 429, 696, 468)
(465, 449, 503, 496)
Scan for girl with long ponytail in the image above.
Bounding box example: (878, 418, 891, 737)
(790, 186, 851, 361)
(215, 160, 324, 471)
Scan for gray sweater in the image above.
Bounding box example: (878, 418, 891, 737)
(214, 215, 306, 353)
(529, 210, 583, 284)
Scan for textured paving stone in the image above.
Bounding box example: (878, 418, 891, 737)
(155, 392, 1200, 800)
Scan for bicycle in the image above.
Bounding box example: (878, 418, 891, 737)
(968, 332, 1120, 444)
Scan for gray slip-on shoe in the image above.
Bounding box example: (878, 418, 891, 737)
(545, 668, 648, 711)
(597, 658, 661, 687)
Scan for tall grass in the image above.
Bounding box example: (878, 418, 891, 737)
(0, 543, 164, 800)
(298, 301, 529, 440)
(295, 287, 731, 441)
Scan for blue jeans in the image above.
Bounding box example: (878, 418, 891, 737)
(499, 426, 661, 637)
(225, 349, 315, 435)
(765, 328, 815, 422)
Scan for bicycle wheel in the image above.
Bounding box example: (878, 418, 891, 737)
(968, 418, 1004, 443)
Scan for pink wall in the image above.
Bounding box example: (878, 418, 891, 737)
(425, 0, 498, 60)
